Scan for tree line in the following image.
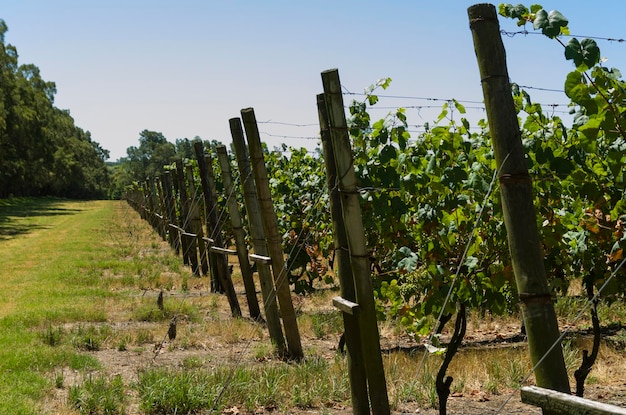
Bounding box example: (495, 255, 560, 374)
(0, 19, 209, 200)
(0, 20, 110, 199)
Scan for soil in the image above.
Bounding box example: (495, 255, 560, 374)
(43, 202, 626, 414)
(44, 281, 626, 415)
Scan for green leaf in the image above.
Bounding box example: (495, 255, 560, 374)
(499, 3, 529, 20)
(580, 38, 601, 68)
(379, 144, 397, 164)
(533, 9, 568, 38)
(565, 38, 600, 69)
(529, 4, 542, 13)
(532, 9, 548, 29)
(397, 246, 418, 272)
(578, 116, 602, 141)
(453, 99, 466, 115)
(377, 77, 392, 90)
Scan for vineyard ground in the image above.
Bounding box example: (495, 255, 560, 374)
(1, 199, 625, 414)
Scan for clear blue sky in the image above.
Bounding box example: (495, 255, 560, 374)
(3, 1, 626, 160)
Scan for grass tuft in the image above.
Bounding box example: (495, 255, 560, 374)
(68, 375, 126, 415)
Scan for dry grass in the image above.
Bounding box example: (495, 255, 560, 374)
(2, 199, 626, 414)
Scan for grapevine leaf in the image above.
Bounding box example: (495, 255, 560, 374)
(425, 343, 446, 355)
(379, 144, 397, 164)
(529, 4, 542, 13)
(453, 99, 466, 115)
(564, 71, 592, 107)
(499, 3, 529, 21)
(565, 38, 600, 70)
(580, 38, 601, 68)
(397, 246, 418, 272)
(465, 255, 479, 270)
(532, 9, 548, 29)
(578, 116, 602, 142)
(377, 77, 392, 90)
(533, 9, 568, 38)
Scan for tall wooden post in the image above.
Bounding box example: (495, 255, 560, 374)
(155, 177, 168, 241)
(317, 93, 369, 414)
(175, 159, 198, 273)
(241, 107, 304, 360)
(192, 143, 241, 317)
(321, 69, 390, 414)
(468, 3, 570, 397)
(193, 142, 222, 292)
(185, 164, 209, 276)
(162, 172, 179, 253)
(215, 144, 262, 321)
(230, 117, 286, 355)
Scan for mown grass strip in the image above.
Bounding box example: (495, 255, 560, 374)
(0, 199, 129, 414)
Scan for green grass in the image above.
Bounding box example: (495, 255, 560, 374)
(2, 197, 626, 414)
(68, 375, 126, 415)
(0, 199, 144, 414)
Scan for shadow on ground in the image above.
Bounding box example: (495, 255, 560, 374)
(0, 198, 83, 240)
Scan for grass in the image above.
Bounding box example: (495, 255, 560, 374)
(2, 198, 626, 414)
(0, 198, 187, 414)
(68, 375, 126, 415)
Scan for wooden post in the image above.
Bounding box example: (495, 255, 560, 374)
(215, 145, 262, 321)
(185, 164, 209, 276)
(468, 3, 571, 396)
(521, 386, 626, 415)
(317, 93, 369, 414)
(230, 117, 287, 356)
(161, 172, 179, 253)
(192, 144, 241, 316)
(241, 107, 303, 360)
(321, 69, 390, 414)
(193, 142, 222, 292)
(175, 159, 199, 274)
(155, 177, 168, 241)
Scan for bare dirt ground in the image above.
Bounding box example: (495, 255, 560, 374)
(46, 280, 626, 415)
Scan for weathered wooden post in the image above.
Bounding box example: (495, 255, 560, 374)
(215, 144, 262, 321)
(193, 142, 222, 292)
(321, 68, 390, 414)
(155, 177, 168, 241)
(241, 107, 304, 360)
(185, 164, 209, 276)
(146, 178, 160, 234)
(141, 180, 150, 222)
(230, 117, 286, 355)
(521, 386, 626, 415)
(192, 143, 242, 317)
(468, 3, 571, 398)
(161, 172, 179, 252)
(175, 159, 199, 274)
(317, 93, 369, 414)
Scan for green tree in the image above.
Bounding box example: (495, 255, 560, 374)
(122, 130, 177, 183)
(0, 19, 110, 198)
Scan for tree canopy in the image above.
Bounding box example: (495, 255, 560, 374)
(0, 19, 110, 199)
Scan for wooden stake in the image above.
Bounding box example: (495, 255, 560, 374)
(321, 69, 390, 414)
(175, 159, 198, 274)
(468, 3, 570, 396)
(241, 108, 303, 360)
(193, 142, 222, 292)
(161, 172, 179, 253)
(192, 143, 241, 317)
(521, 386, 626, 415)
(215, 144, 262, 321)
(230, 117, 286, 355)
(318, 92, 369, 415)
(185, 164, 209, 276)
